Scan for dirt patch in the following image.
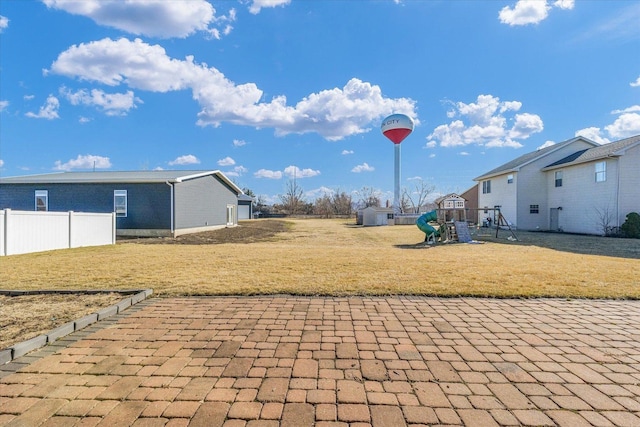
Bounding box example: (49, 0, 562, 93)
(120, 219, 291, 245)
(0, 293, 124, 350)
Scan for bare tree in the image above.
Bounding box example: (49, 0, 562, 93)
(254, 194, 271, 216)
(355, 186, 382, 210)
(332, 190, 353, 216)
(279, 179, 305, 215)
(593, 205, 616, 236)
(313, 194, 333, 218)
(402, 180, 436, 213)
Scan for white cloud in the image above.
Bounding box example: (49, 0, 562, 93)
(427, 95, 543, 149)
(217, 156, 235, 166)
(304, 186, 334, 200)
(631, 77, 640, 87)
(60, 87, 141, 116)
(341, 150, 354, 155)
(407, 176, 423, 181)
(0, 100, 8, 112)
(254, 169, 282, 179)
(459, 152, 470, 156)
(168, 154, 200, 165)
(24, 95, 35, 101)
(0, 159, 4, 167)
(537, 140, 557, 149)
(25, 95, 60, 119)
(554, 0, 575, 10)
(428, 153, 436, 158)
(233, 139, 247, 147)
(499, 0, 573, 26)
(575, 127, 610, 144)
(604, 113, 640, 139)
(224, 165, 248, 177)
(351, 163, 375, 173)
(54, 154, 111, 171)
(575, 107, 640, 143)
(248, 0, 291, 15)
(79, 116, 92, 123)
(0, 15, 8, 33)
(284, 165, 320, 179)
(48, 38, 417, 141)
(509, 113, 544, 139)
(611, 105, 640, 114)
(41, 0, 232, 39)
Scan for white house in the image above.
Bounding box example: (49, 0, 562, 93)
(474, 134, 640, 235)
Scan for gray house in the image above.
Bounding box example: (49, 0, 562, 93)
(0, 170, 244, 237)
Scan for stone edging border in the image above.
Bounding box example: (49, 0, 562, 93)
(0, 289, 153, 365)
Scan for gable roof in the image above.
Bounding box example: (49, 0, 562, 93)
(542, 134, 640, 171)
(434, 193, 465, 204)
(474, 136, 600, 181)
(0, 170, 243, 195)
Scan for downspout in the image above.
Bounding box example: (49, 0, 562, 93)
(615, 156, 620, 228)
(166, 181, 175, 236)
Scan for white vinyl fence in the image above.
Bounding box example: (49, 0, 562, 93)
(1, 209, 116, 256)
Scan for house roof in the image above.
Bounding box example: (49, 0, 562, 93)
(0, 170, 244, 195)
(434, 193, 465, 204)
(474, 136, 600, 181)
(542, 134, 640, 171)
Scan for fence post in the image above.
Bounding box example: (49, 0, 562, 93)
(4, 209, 11, 256)
(68, 211, 74, 249)
(112, 212, 117, 244)
(2, 209, 8, 256)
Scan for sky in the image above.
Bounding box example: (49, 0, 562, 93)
(0, 0, 639, 205)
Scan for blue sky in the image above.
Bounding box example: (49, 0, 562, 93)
(1, 0, 639, 205)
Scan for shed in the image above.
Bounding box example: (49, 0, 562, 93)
(237, 194, 254, 220)
(361, 206, 395, 226)
(0, 170, 244, 237)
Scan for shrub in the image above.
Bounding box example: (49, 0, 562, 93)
(620, 212, 640, 238)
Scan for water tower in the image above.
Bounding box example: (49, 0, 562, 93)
(381, 114, 414, 214)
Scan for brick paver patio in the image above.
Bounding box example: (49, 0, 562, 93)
(1, 296, 639, 426)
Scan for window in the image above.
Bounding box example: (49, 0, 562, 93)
(114, 190, 127, 217)
(555, 171, 563, 187)
(595, 161, 606, 182)
(454, 200, 465, 209)
(482, 180, 491, 194)
(530, 204, 539, 214)
(35, 190, 48, 211)
(507, 174, 513, 184)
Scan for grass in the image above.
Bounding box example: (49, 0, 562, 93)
(1, 218, 639, 299)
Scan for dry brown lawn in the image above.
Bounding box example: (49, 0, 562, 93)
(2, 218, 639, 299)
(0, 293, 124, 350)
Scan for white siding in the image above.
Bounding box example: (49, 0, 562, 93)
(478, 173, 517, 225)
(547, 160, 619, 235)
(516, 140, 596, 230)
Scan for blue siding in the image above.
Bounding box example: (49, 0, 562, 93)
(0, 183, 171, 230)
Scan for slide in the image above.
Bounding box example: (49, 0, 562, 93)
(416, 210, 440, 240)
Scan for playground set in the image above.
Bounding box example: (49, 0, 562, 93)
(416, 207, 518, 244)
